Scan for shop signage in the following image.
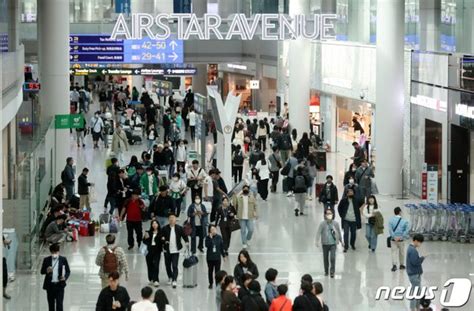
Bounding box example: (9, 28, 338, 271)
(69, 67, 196, 76)
(0, 33, 8, 52)
(427, 165, 438, 204)
(455, 104, 474, 119)
(249, 80, 260, 90)
(115, 0, 130, 14)
(410, 95, 447, 112)
(70, 34, 183, 64)
(55, 114, 84, 129)
(110, 13, 337, 41)
(227, 64, 247, 70)
(421, 171, 427, 200)
(23, 82, 41, 92)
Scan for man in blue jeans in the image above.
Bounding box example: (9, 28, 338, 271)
(232, 185, 258, 249)
(337, 188, 362, 252)
(406, 234, 426, 311)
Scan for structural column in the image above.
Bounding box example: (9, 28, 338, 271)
(375, 0, 404, 195)
(38, 0, 70, 185)
(419, 0, 441, 51)
(8, 0, 19, 51)
(288, 0, 310, 136)
(192, 0, 207, 16)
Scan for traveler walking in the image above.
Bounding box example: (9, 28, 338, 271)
(143, 220, 163, 287)
(111, 125, 129, 165)
(140, 167, 159, 202)
(187, 195, 209, 254)
(232, 145, 244, 184)
(268, 147, 282, 193)
(351, 142, 366, 167)
(61, 157, 75, 201)
(205, 224, 227, 289)
(284, 152, 298, 197)
(209, 169, 228, 223)
(361, 195, 384, 252)
(232, 185, 258, 248)
(175, 140, 188, 173)
(169, 173, 187, 217)
(215, 197, 236, 256)
(293, 164, 309, 216)
(187, 160, 206, 201)
(389, 207, 410, 272)
(233, 250, 259, 287)
(255, 153, 270, 201)
(150, 186, 174, 228)
(406, 234, 426, 311)
(315, 209, 343, 278)
(337, 188, 362, 252)
(187, 108, 196, 140)
(95, 234, 129, 288)
(161, 214, 189, 288)
(318, 175, 338, 217)
(78, 168, 93, 211)
(355, 160, 374, 200)
(278, 128, 292, 164)
(90, 111, 105, 149)
(120, 189, 146, 250)
(40, 243, 70, 311)
(257, 120, 268, 152)
(95, 271, 130, 311)
(146, 124, 158, 152)
(75, 113, 87, 148)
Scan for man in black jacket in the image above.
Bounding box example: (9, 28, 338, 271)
(95, 271, 130, 311)
(151, 185, 174, 228)
(161, 214, 189, 288)
(40, 243, 71, 311)
(162, 142, 175, 178)
(61, 157, 75, 201)
(337, 187, 362, 252)
(318, 175, 339, 218)
(78, 168, 94, 211)
(152, 144, 166, 170)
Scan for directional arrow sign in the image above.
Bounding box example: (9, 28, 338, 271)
(134, 69, 140, 74)
(166, 69, 172, 74)
(169, 40, 178, 51)
(168, 52, 178, 62)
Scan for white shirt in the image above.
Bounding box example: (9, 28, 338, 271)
(90, 116, 104, 133)
(148, 130, 155, 140)
(241, 196, 249, 220)
(131, 300, 158, 311)
(204, 175, 214, 197)
(51, 256, 60, 283)
(165, 305, 174, 311)
(148, 175, 154, 194)
(363, 204, 377, 224)
(255, 161, 270, 180)
(169, 226, 178, 254)
(152, 232, 157, 246)
(188, 111, 196, 126)
(176, 145, 187, 162)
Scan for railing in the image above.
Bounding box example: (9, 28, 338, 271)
(1, 45, 24, 100)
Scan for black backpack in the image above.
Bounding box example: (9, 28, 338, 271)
(233, 151, 244, 165)
(294, 175, 307, 192)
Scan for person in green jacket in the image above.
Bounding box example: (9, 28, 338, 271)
(140, 167, 159, 199)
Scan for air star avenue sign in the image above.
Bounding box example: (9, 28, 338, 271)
(111, 13, 337, 41)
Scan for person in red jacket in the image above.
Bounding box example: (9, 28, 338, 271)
(269, 284, 292, 311)
(120, 189, 145, 250)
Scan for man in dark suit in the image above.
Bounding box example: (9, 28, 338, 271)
(40, 243, 71, 311)
(337, 187, 363, 252)
(161, 213, 189, 288)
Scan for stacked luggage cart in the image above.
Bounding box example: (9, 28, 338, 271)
(405, 203, 474, 243)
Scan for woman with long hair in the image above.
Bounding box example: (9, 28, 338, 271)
(233, 249, 259, 287)
(255, 153, 270, 201)
(153, 289, 174, 311)
(143, 220, 163, 287)
(257, 120, 268, 152)
(221, 276, 241, 311)
(362, 195, 381, 252)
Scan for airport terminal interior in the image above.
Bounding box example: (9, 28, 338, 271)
(1, 0, 474, 310)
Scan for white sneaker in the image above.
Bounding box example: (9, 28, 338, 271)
(286, 192, 294, 197)
(167, 279, 172, 286)
(243, 244, 248, 249)
(154, 281, 160, 287)
(308, 195, 313, 201)
(149, 281, 154, 286)
(247, 241, 251, 247)
(172, 281, 177, 288)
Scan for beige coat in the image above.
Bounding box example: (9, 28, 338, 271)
(111, 130, 129, 153)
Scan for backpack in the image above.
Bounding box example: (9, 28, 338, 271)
(102, 247, 118, 273)
(233, 151, 244, 165)
(294, 175, 307, 192)
(280, 134, 292, 150)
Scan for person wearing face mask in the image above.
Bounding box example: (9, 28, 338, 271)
(162, 142, 175, 178)
(90, 111, 105, 149)
(187, 195, 209, 254)
(40, 243, 71, 311)
(343, 163, 357, 186)
(318, 175, 339, 218)
(215, 197, 237, 256)
(232, 185, 258, 249)
(169, 173, 187, 217)
(151, 186, 175, 228)
(175, 140, 188, 173)
(146, 124, 158, 152)
(337, 188, 362, 253)
(315, 209, 343, 278)
(362, 195, 384, 252)
(205, 225, 227, 289)
(355, 160, 374, 200)
(140, 167, 159, 203)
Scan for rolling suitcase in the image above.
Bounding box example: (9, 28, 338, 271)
(183, 265, 198, 288)
(282, 177, 290, 193)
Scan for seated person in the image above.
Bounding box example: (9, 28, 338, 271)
(44, 215, 69, 244)
(40, 207, 63, 239)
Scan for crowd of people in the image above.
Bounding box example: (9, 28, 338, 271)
(23, 82, 433, 311)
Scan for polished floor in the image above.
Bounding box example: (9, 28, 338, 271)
(3, 129, 474, 311)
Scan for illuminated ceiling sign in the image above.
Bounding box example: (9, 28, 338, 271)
(110, 13, 337, 41)
(455, 104, 474, 119)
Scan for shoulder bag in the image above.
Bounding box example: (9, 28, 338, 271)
(387, 218, 402, 248)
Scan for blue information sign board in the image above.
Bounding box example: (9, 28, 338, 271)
(115, 0, 131, 14)
(69, 34, 183, 64)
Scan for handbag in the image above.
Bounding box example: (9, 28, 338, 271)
(229, 218, 241, 232)
(280, 161, 291, 176)
(387, 218, 402, 248)
(183, 220, 193, 236)
(183, 250, 199, 268)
